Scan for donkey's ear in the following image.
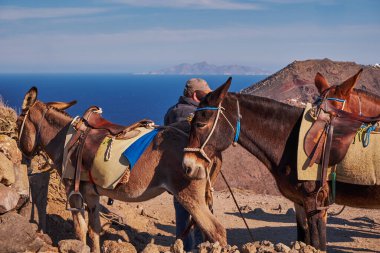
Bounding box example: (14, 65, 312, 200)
(208, 77, 232, 105)
(314, 72, 330, 94)
(338, 68, 363, 96)
(47, 100, 77, 110)
(22, 87, 38, 111)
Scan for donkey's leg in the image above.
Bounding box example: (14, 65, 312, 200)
(176, 180, 227, 246)
(294, 203, 310, 244)
(302, 182, 328, 251)
(64, 179, 88, 243)
(83, 183, 101, 253)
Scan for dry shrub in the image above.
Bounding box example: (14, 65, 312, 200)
(0, 96, 17, 138)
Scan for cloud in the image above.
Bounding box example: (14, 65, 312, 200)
(0, 7, 107, 21)
(112, 0, 261, 10)
(0, 24, 378, 72)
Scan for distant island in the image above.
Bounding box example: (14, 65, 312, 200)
(145, 61, 270, 75)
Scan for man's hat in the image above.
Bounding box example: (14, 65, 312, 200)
(184, 78, 212, 97)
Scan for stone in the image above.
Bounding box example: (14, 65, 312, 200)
(102, 240, 137, 253)
(58, 239, 90, 253)
(241, 242, 257, 253)
(13, 164, 29, 197)
(171, 239, 185, 253)
(275, 243, 291, 253)
(291, 241, 301, 250)
(0, 152, 15, 186)
(0, 135, 21, 165)
(0, 183, 20, 213)
(0, 212, 44, 252)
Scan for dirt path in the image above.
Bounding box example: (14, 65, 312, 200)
(100, 190, 380, 252)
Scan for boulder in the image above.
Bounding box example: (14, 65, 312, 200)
(13, 164, 29, 197)
(0, 212, 44, 252)
(0, 152, 15, 186)
(58, 239, 90, 253)
(0, 135, 21, 165)
(0, 183, 20, 213)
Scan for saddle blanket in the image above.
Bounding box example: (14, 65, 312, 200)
(297, 103, 380, 185)
(62, 119, 157, 189)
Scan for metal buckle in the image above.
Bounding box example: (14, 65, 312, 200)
(66, 191, 85, 211)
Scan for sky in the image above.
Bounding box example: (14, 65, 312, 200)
(0, 0, 379, 73)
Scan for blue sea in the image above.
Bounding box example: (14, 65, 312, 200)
(0, 74, 265, 125)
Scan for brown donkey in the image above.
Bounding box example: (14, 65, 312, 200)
(17, 87, 226, 252)
(183, 74, 380, 251)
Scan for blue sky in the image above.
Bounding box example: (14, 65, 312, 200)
(0, 0, 379, 73)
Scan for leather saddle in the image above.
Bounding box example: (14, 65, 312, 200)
(65, 106, 154, 210)
(304, 109, 363, 166)
(303, 88, 380, 209)
(69, 106, 154, 172)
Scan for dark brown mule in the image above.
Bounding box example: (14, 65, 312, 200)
(17, 87, 226, 253)
(182, 75, 380, 251)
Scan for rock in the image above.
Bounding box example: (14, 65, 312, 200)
(291, 241, 301, 250)
(261, 241, 274, 248)
(256, 245, 275, 253)
(0, 212, 44, 252)
(102, 240, 137, 253)
(171, 239, 184, 253)
(299, 245, 318, 253)
(13, 164, 29, 197)
(241, 242, 257, 253)
(0, 152, 15, 186)
(211, 241, 222, 253)
(0, 135, 21, 165)
(0, 183, 20, 213)
(274, 243, 291, 253)
(140, 239, 160, 253)
(58, 239, 90, 253)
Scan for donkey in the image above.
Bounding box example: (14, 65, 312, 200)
(182, 72, 380, 251)
(17, 87, 226, 252)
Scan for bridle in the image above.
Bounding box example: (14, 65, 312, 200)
(18, 102, 49, 159)
(317, 86, 362, 116)
(183, 99, 241, 164)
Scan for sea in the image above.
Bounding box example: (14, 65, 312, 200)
(0, 74, 266, 125)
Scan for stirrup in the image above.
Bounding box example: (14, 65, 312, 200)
(66, 191, 85, 211)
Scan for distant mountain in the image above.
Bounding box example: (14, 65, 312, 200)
(147, 61, 269, 75)
(242, 58, 380, 107)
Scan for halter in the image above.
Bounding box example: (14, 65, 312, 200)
(183, 99, 241, 164)
(18, 102, 49, 159)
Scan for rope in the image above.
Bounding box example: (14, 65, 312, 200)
(220, 171, 254, 241)
(363, 124, 377, 147)
(328, 205, 346, 216)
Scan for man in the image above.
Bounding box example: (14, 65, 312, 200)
(164, 78, 211, 251)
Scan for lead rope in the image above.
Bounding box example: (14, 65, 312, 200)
(220, 170, 254, 241)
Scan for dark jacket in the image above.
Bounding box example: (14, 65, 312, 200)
(164, 96, 198, 126)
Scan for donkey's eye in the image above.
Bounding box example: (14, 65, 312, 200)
(196, 122, 207, 128)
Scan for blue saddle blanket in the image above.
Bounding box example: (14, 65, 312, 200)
(123, 129, 159, 169)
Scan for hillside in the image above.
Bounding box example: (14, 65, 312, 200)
(242, 58, 380, 106)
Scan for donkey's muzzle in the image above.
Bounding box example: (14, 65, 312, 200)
(183, 154, 207, 180)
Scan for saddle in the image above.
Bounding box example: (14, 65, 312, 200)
(66, 106, 154, 210)
(303, 88, 380, 209)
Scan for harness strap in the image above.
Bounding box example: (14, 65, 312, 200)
(316, 116, 335, 211)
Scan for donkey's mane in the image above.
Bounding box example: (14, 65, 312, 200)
(234, 92, 303, 114)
